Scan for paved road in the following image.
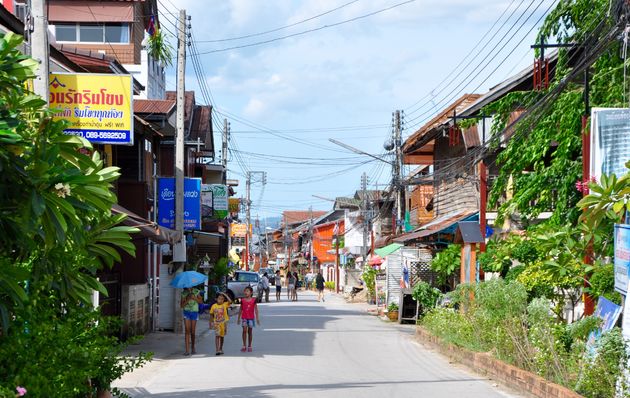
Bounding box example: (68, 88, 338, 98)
(115, 291, 521, 398)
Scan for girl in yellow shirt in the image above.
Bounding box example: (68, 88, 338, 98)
(210, 292, 232, 355)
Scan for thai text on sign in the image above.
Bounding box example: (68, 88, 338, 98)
(49, 73, 134, 145)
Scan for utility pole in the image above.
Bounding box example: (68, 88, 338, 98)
(393, 110, 404, 235)
(334, 221, 340, 294)
(309, 206, 314, 274)
(361, 173, 369, 262)
(245, 172, 251, 271)
(173, 9, 187, 264)
(31, 0, 49, 101)
(222, 118, 229, 169)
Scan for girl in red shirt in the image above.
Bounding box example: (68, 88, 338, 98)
(237, 286, 260, 352)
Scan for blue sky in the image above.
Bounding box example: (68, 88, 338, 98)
(160, 0, 556, 219)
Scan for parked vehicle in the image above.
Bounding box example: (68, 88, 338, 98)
(226, 271, 263, 302)
(259, 267, 275, 285)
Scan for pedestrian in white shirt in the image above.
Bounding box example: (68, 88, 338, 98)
(261, 272, 270, 303)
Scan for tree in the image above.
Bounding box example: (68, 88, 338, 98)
(0, 32, 148, 396)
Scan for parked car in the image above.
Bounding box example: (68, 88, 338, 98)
(259, 268, 275, 285)
(226, 271, 263, 302)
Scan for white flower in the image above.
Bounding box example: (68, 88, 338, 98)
(54, 182, 71, 198)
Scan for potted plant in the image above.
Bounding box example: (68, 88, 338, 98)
(387, 302, 399, 321)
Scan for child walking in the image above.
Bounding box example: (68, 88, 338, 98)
(210, 292, 231, 355)
(237, 286, 260, 352)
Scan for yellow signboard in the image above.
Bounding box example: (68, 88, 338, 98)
(49, 73, 134, 145)
(231, 223, 247, 237)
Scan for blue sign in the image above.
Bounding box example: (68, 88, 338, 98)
(587, 297, 622, 354)
(614, 224, 630, 295)
(157, 177, 201, 230)
(64, 129, 132, 145)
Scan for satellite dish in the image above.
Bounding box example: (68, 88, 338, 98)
(383, 139, 394, 151)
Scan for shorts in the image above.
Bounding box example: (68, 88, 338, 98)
(214, 321, 227, 337)
(242, 319, 255, 328)
(276, 285, 282, 293)
(317, 287, 324, 292)
(288, 284, 295, 291)
(183, 310, 199, 321)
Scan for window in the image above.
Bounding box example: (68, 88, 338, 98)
(55, 24, 77, 42)
(79, 24, 103, 42)
(54, 23, 129, 44)
(237, 273, 259, 283)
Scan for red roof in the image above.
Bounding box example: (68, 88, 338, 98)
(134, 99, 175, 115)
(283, 211, 327, 226)
(166, 91, 195, 127)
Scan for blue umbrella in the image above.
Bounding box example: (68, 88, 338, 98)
(170, 271, 208, 288)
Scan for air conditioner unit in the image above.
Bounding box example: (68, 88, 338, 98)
(121, 284, 150, 338)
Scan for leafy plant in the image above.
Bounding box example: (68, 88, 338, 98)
(324, 281, 335, 291)
(430, 244, 460, 286)
(361, 266, 377, 297)
(146, 29, 173, 67)
(411, 281, 441, 315)
(387, 302, 399, 312)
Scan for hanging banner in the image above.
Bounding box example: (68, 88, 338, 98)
(157, 177, 201, 230)
(201, 184, 228, 220)
(49, 73, 134, 145)
(590, 108, 630, 183)
(614, 224, 630, 295)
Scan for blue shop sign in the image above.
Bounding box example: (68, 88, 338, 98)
(157, 177, 201, 230)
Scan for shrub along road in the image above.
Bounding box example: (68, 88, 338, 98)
(115, 291, 522, 397)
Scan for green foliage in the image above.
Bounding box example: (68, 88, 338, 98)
(411, 281, 441, 315)
(146, 29, 173, 67)
(577, 328, 630, 398)
(387, 302, 398, 312)
(478, 235, 539, 275)
(485, 0, 623, 225)
(208, 257, 231, 285)
(422, 278, 627, 392)
(587, 263, 621, 305)
(361, 266, 377, 297)
(430, 244, 460, 285)
(0, 303, 151, 396)
(324, 281, 335, 291)
(0, 32, 148, 395)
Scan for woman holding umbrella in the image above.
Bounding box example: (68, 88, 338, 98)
(181, 286, 202, 355)
(172, 270, 208, 356)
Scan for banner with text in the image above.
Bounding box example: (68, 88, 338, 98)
(49, 73, 133, 145)
(615, 224, 630, 295)
(201, 184, 228, 220)
(158, 177, 201, 230)
(590, 108, 630, 183)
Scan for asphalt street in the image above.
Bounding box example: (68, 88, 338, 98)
(115, 290, 522, 398)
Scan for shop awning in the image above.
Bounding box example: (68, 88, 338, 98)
(393, 210, 478, 243)
(374, 243, 403, 257)
(111, 204, 181, 245)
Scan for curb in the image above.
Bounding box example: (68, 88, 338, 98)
(414, 327, 583, 398)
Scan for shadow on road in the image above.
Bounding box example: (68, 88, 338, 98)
(120, 378, 486, 397)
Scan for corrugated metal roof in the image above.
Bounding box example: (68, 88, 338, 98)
(134, 99, 175, 115)
(393, 210, 478, 243)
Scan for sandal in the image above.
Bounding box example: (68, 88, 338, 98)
(240, 346, 247, 352)
(247, 347, 253, 352)
(183, 352, 190, 356)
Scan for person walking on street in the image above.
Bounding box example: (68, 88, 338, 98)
(274, 270, 282, 302)
(210, 292, 231, 355)
(237, 286, 260, 352)
(293, 272, 299, 302)
(180, 286, 202, 356)
(287, 272, 296, 301)
(261, 272, 270, 303)
(316, 271, 325, 302)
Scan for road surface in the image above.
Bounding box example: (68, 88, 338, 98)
(115, 290, 521, 398)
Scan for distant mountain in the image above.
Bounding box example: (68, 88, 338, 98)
(254, 217, 282, 234)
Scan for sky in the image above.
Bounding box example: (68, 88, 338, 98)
(158, 0, 556, 220)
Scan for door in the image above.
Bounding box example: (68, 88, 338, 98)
(158, 262, 175, 330)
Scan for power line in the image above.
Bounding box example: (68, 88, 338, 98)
(194, 0, 417, 55)
(198, 0, 360, 43)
